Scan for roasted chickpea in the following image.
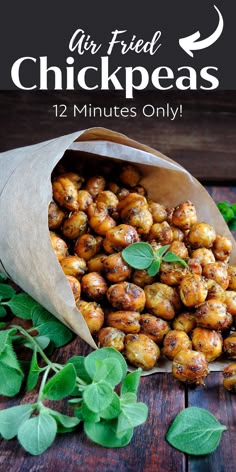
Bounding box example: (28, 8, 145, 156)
(118, 193, 153, 235)
(107, 282, 146, 312)
(134, 185, 147, 197)
(77, 190, 93, 211)
(191, 248, 215, 266)
(188, 222, 216, 249)
(119, 164, 141, 187)
(60, 255, 87, 278)
(87, 253, 107, 273)
(192, 327, 223, 362)
(179, 274, 208, 307)
(206, 279, 226, 303)
(162, 330, 192, 360)
(125, 333, 160, 370)
(144, 283, 181, 320)
(166, 207, 174, 224)
(148, 222, 173, 245)
(172, 312, 196, 333)
(223, 363, 236, 392)
(107, 181, 120, 195)
(172, 349, 209, 385)
(96, 190, 119, 214)
(88, 202, 116, 236)
(61, 211, 88, 240)
(103, 224, 139, 254)
(98, 327, 125, 352)
(213, 235, 232, 262)
(160, 262, 188, 286)
(106, 311, 140, 333)
(202, 262, 229, 290)
(195, 299, 233, 330)
(81, 272, 107, 301)
(185, 258, 202, 275)
(228, 266, 236, 290)
(50, 231, 68, 261)
(172, 201, 197, 230)
(66, 275, 81, 301)
(77, 300, 104, 334)
(148, 201, 167, 223)
(74, 234, 103, 260)
(52, 172, 83, 211)
(224, 291, 236, 316)
(223, 334, 236, 359)
(132, 269, 155, 288)
(103, 252, 132, 283)
(117, 188, 130, 201)
(168, 241, 189, 259)
(48, 201, 65, 230)
(140, 314, 170, 343)
(170, 226, 185, 242)
(85, 175, 106, 198)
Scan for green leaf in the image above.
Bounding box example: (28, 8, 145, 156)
(155, 244, 170, 257)
(0, 404, 34, 439)
(0, 272, 7, 282)
(231, 203, 236, 215)
(0, 305, 7, 318)
(17, 411, 57, 455)
(66, 355, 91, 383)
(84, 347, 127, 381)
(45, 408, 80, 432)
(100, 392, 121, 420)
(24, 335, 51, 351)
(229, 219, 236, 231)
(162, 251, 188, 267)
(42, 364, 76, 400)
(32, 306, 73, 347)
(122, 242, 154, 269)
(147, 259, 161, 276)
(5, 293, 38, 319)
(83, 381, 113, 413)
(166, 407, 227, 456)
(0, 284, 15, 301)
(117, 402, 148, 438)
(26, 349, 41, 391)
(0, 322, 6, 328)
(84, 419, 133, 448)
(93, 358, 123, 387)
(81, 402, 100, 423)
(217, 202, 234, 222)
(0, 330, 24, 396)
(121, 369, 142, 396)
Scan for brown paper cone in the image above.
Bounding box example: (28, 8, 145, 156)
(0, 127, 235, 372)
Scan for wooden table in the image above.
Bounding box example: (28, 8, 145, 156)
(0, 92, 236, 472)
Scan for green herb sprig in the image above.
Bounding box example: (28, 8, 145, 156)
(122, 242, 188, 276)
(0, 273, 148, 455)
(166, 407, 227, 455)
(217, 201, 236, 230)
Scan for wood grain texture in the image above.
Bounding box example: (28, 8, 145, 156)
(0, 91, 236, 182)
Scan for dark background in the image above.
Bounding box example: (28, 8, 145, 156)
(0, 90, 235, 183)
(0, 0, 235, 89)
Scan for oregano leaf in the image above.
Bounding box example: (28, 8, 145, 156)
(83, 381, 113, 413)
(42, 363, 77, 400)
(0, 404, 34, 439)
(121, 369, 142, 396)
(122, 242, 154, 269)
(17, 411, 57, 455)
(0, 284, 15, 301)
(147, 259, 161, 276)
(84, 419, 134, 448)
(5, 293, 39, 319)
(162, 251, 188, 267)
(166, 407, 227, 455)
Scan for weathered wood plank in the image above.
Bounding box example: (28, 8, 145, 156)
(0, 91, 236, 181)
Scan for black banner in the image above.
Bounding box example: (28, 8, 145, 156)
(0, 0, 235, 91)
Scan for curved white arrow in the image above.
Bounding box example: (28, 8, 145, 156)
(179, 5, 224, 58)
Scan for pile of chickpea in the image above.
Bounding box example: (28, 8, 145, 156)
(49, 159, 236, 390)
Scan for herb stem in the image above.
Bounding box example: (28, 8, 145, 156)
(11, 325, 53, 367)
(37, 365, 51, 402)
